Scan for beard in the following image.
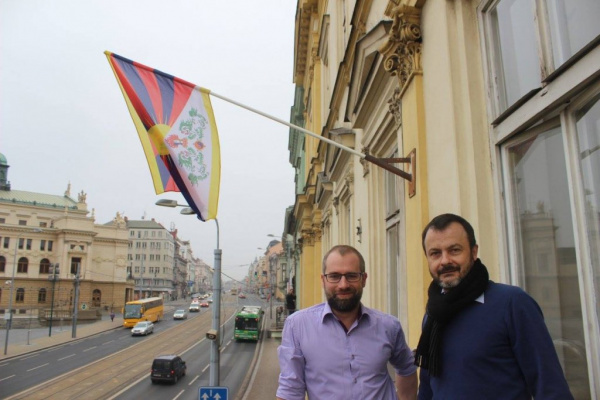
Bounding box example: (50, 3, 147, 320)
(327, 289, 362, 312)
(434, 256, 476, 289)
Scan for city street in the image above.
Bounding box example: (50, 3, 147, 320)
(0, 298, 270, 400)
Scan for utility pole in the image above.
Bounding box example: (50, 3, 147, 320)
(209, 247, 222, 386)
(48, 263, 59, 336)
(72, 262, 80, 338)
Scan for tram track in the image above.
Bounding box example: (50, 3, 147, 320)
(6, 307, 236, 400)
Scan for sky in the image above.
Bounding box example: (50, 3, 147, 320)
(0, 0, 297, 283)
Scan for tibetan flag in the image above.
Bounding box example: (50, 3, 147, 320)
(105, 51, 220, 221)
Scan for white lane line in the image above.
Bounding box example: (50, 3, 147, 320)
(83, 346, 97, 352)
(27, 363, 49, 372)
(202, 364, 209, 373)
(0, 375, 15, 382)
(20, 354, 39, 360)
(0, 363, 10, 367)
(172, 389, 185, 400)
(188, 375, 199, 385)
(58, 354, 75, 361)
(102, 340, 115, 345)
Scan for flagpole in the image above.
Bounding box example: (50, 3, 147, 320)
(208, 91, 364, 158)
(208, 91, 413, 182)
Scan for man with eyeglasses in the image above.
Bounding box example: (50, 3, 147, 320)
(276, 245, 417, 400)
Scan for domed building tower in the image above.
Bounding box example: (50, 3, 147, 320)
(0, 153, 10, 191)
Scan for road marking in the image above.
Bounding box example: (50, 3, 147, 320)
(0, 374, 15, 382)
(172, 389, 185, 400)
(83, 346, 97, 352)
(58, 354, 75, 361)
(27, 363, 49, 372)
(202, 364, 209, 373)
(102, 340, 115, 345)
(20, 354, 39, 360)
(0, 363, 9, 367)
(188, 375, 199, 385)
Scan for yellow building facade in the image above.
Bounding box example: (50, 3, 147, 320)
(290, 0, 599, 396)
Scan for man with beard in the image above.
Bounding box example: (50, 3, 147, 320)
(416, 213, 573, 399)
(276, 245, 417, 400)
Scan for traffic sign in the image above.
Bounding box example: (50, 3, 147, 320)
(81, 303, 87, 310)
(199, 386, 228, 400)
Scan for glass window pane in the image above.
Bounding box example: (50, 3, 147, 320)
(507, 126, 591, 397)
(575, 94, 600, 380)
(492, 0, 541, 110)
(546, 0, 600, 67)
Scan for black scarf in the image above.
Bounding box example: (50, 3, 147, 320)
(414, 259, 489, 377)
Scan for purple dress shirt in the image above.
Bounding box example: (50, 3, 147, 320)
(277, 302, 416, 400)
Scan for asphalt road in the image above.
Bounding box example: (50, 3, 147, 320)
(0, 300, 265, 400)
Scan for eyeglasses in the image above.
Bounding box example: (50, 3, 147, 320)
(323, 272, 363, 283)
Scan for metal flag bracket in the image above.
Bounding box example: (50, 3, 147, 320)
(363, 148, 416, 197)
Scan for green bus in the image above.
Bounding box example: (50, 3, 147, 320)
(234, 306, 263, 341)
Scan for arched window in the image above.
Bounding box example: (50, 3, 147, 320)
(16, 288, 25, 303)
(38, 288, 47, 303)
(0, 256, 5, 273)
(92, 289, 101, 307)
(17, 257, 28, 273)
(39, 258, 51, 274)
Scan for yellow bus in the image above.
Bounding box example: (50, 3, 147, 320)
(123, 297, 164, 328)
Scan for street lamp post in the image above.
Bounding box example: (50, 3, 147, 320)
(156, 199, 222, 386)
(48, 263, 60, 336)
(4, 228, 42, 355)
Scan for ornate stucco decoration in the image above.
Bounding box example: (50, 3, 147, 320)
(301, 229, 316, 246)
(312, 225, 323, 241)
(379, 4, 422, 96)
(388, 86, 403, 127)
(360, 147, 371, 177)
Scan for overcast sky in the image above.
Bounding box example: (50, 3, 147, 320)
(0, 1, 297, 283)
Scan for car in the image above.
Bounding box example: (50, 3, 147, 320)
(259, 293, 266, 299)
(207, 297, 213, 303)
(173, 309, 188, 320)
(200, 302, 209, 308)
(150, 355, 186, 384)
(131, 321, 154, 336)
(238, 293, 246, 299)
(189, 304, 200, 312)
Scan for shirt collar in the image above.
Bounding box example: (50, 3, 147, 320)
(475, 292, 485, 303)
(440, 289, 485, 304)
(321, 302, 370, 324)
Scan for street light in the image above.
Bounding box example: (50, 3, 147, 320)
(156, 199, 222, 387)
(4, 228, 42, 355)
(48, 262, 60, 336)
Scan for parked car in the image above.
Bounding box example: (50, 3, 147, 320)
(238, 293, 246, 299)
(150, 355, 186, 384)
(259, 293, 266, 299)
(207, 297, 213, 303)
(131, 321, 154, 336)
(189, 303, 200, 312)
(173, 309, 188, 320)
(200, 302, 209, 308)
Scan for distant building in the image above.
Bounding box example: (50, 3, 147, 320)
(125, 219, 175, 301)
(0, 153, 132, 323)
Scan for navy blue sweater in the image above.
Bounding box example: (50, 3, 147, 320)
(418, 281, 573, 399)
